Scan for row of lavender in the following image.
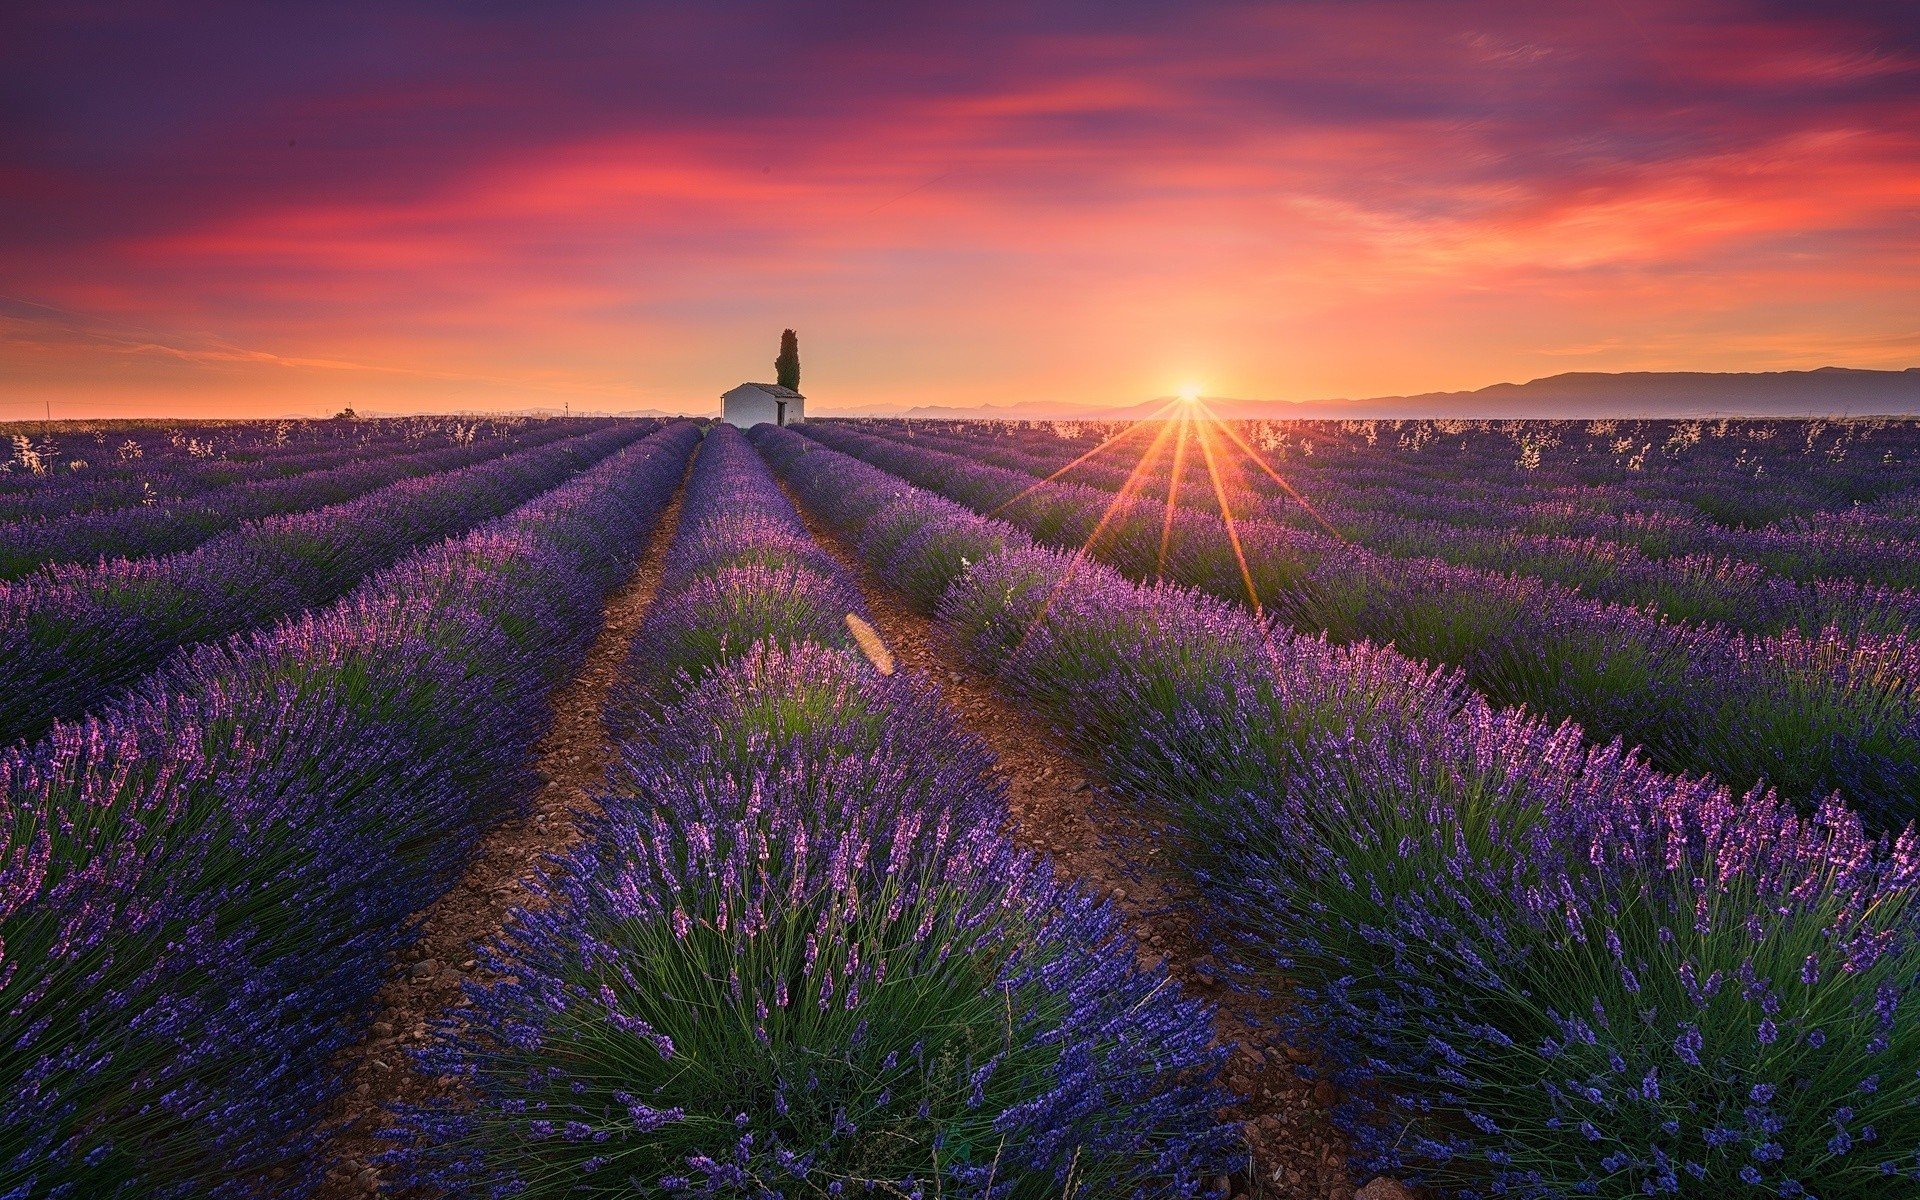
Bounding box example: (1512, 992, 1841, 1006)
(805, 422, 1920, 826)
(1249, 444, 1920, 587)
(0, 420, 658, 747)
(0, 417, 566, 518)
(978, 417, 1919, 530)
(0, 421, 698, 1197)
(0, 419, 349, 496)
(386, 423, 1234, 1197)
(755, 424, 1920, 1200)
(0, 418, 604, 579)
(1236, 418, 1920, 580)
(879, 422, 1920, 624)
(1280, 430, 1920, 547)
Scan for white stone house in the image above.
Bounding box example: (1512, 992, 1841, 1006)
(720, 382, 805, 428)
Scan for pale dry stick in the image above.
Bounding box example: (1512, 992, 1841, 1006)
(846, 611, 896, 674)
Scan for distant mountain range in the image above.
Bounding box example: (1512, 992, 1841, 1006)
(815, 367, 1920, 421)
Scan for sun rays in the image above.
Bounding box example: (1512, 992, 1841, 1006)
(1155, 414, 1193, 579)
(993, 400, 1336, 659)
(1188, 406, 1263, 618)
(986, 396, 1185, 519)
(1006, 400, 1336, 620)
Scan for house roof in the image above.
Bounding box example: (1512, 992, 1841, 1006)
(725, 382, 805, 399)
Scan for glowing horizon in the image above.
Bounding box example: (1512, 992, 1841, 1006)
(4, 2, 1918, 420)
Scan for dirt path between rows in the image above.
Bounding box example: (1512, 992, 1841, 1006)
(315, 460, 695, 1198)
(777, 480, 1358, 1200)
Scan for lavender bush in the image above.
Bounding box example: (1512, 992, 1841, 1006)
(400, 677, 1229, 1199)
(632, 559, 868, 686)
(613, 426, 865, 716)
(1221, 710, 1920, 1198)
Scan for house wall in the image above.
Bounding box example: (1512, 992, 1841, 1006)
(720, 388, 805, 428)
(721, 388, 778, 428)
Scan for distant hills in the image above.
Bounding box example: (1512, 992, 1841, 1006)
(817, 367, 1920, 421)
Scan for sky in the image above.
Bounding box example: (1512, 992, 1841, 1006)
(2, 0, 1918, 419)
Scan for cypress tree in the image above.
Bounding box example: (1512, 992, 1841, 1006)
(775, 329, 800, 392)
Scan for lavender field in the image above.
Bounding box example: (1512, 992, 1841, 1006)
(5, 415, 1919, 1200)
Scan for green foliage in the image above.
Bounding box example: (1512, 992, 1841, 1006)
(776, 329, 800, 393)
